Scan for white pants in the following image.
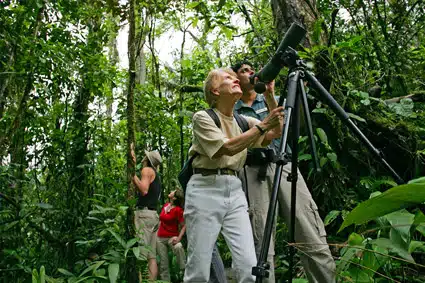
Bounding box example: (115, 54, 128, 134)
(183, 173, 257, 283)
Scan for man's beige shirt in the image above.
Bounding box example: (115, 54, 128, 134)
(189, 109, 265, 171)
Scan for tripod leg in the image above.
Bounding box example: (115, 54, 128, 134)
(299, 77, 320, 172)
(304, 71, 404, 184)
(252, 70, 300, 283)
(288, 83, 301, 283)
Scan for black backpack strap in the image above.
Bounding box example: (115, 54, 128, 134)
(205, 109, 221, 129)
(234, 112, 249, 133)
(205, 108, 249, 133)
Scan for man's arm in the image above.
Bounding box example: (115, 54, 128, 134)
(133, 167, 155, 195)
(263, 80, 278, 111)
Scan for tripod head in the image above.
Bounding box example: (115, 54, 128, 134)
(250, 23, 306, 93)
(281, 47, 307, 71)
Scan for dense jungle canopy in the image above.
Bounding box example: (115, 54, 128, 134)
(1, 0, 425, 282)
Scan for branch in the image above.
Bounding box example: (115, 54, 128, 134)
(233, 30, 254, 38)
(327, 9, 339, 47)
(394, 0, 423, 45)
(384, 92, 425, 104)
(235, 0, 272, 57)
(163, 81, 202, 93)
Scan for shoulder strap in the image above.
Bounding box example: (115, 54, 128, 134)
(205, 108, 249, 133)
(234, 112, 249, 133)
(205, 108, 221, 129)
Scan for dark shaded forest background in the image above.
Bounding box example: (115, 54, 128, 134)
(1, 0, 425, 282)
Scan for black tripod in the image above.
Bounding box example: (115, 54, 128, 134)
(251, 47, 404, 283)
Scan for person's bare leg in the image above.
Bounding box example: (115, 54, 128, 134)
(148, 258, 158, 280)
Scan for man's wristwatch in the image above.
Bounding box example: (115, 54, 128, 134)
(255, 124, 267, 135)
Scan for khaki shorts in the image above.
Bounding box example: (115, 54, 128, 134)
(134, 209, 159, 260)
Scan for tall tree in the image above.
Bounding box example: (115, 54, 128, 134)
(271, 0, 325, 46)
(126, 0, 138, 281)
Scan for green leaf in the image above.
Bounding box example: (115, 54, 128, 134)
(371, 238, 414, 262)
(57, 268, 74, 277)
(413, 211, 425, 237)
(221, 27, 233, 40)
(4, 220, 20, 231)
(312, 108, 327, 114)
(133, 247, 143, 260)
(108, 264, 119, 283)
(126, 238, 138, 249)
(385, 210, 414, 245)
(86, 216, 103, 222)
(191, 17, 199, 28)
(408, 176, 425, 184)
(348, 232, 364, 246)
(408, 240, 425, 253)
(298, 154, 312, 161)
(326, 153, 337, 162)
(337, 246, 362, 273)
(32, 269, 39, 283)
(338, 183, 425, 232)
(37, 203, 53, 209)
(324, 210, 341, 226)
(316, 128, 328, 144)
(364, 244, 389, 272)
(40, 266, 45, 283)
(347, 266, 372, 282)
(347, 113, 366, 123)
(319, 157, 328, 167)
(107, 229, 126, 248)
(79, 261, 105, 277)
(186, 1, 200, 9)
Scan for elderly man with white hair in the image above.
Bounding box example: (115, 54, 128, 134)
(183, 68, 284, 283)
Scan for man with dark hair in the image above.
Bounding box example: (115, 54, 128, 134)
(131, 147, 163, 280)
(231, 62, 335, 283)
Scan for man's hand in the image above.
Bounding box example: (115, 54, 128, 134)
(170, 236, 180, 245)
(264, 80, 275, 97)
(253, 77, 275, 96)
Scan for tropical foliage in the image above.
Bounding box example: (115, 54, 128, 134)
(1, 0, 424, 282)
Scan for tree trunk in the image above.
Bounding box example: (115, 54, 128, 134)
(271, 0, 324, 47)
(0, 3, 45, 158)
(147, 18, 164, 202)
(126, 0, 138, 281)
(179, 29, 187, 169)
(136, 48, 147, 85)
(107, 35, 119, 133)
(66, 15, 103, 268)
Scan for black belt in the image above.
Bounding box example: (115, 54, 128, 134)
(137, 207, 156, 211)
(193, 168, 237, 176)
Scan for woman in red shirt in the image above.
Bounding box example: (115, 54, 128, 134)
(157, 189, 186, 281)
